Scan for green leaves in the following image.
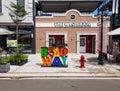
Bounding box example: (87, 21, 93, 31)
(9, 53, 28, 63)
(0, 57, 9, 65)
(6, 2, 28, 23)
(6, 2, 29, 54)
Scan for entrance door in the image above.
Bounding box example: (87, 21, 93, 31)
(80, 37, 86, 53)
(92, 36, 95, 53)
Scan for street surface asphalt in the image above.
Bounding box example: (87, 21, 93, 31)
(0, 79, 120, 91)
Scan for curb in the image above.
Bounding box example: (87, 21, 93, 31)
(0, 72, 120, 79)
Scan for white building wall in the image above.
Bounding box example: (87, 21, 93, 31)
(0, 0, 33, 23)
(24, 0, 33, 23)
(0, 0, 14, 22)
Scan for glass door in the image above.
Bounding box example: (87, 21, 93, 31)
(80, 37, 86, 53)
(49, 37, 55, 47)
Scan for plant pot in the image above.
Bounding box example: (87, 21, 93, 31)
(10, 59, 28, 66)
(0, 63, 10, 73)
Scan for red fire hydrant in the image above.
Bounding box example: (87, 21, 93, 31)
(80, 55, 86, 68)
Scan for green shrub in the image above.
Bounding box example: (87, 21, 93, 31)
(9, 53, 28, 63)
(12, 44, 30, 51)
(0, 57, 9, 65)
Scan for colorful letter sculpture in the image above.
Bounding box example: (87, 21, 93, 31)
(41, 47, 68, 67)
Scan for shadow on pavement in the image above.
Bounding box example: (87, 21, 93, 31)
(86, 57, 98, 66)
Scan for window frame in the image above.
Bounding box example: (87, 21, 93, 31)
(70, 14, 75, 19)
(49, 37, 55, 47)
(0, 0, 2, 14)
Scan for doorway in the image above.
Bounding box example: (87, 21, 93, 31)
(79, 35, 96, 53)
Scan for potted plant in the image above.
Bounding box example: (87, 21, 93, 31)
(0, 57, 10, 73)
(9, 53, 28, 66)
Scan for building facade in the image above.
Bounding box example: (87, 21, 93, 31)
(0, 0, 35, 53)
(100, 0, 120, 53)
(36, 9, 109, 53)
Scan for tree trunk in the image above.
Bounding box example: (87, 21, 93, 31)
(16, 23, 19, 53)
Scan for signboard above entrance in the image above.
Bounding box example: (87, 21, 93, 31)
(36, 22, 98, 27)
(54, 22, 91, 27)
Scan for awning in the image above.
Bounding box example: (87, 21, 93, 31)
(36, 0, 105, 13)
(0, 28, 14, 35)
(107, 27, 120, 35)
(14, 30, 32, 34)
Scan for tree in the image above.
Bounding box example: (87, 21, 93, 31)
(6, 2, 28, 53)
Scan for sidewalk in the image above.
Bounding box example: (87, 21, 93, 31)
(0, 53, 120, 78)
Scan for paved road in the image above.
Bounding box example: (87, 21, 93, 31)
(0, 79, 120, 91)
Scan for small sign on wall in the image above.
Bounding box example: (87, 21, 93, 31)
(7, 40, 17, 47)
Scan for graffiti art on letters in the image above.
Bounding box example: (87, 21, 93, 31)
(41, 47, 68, 67)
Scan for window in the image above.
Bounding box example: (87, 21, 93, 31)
(80, 38, 85, 46)
(114, 14, 120, 26)
(113, 39, 119, 48)
(0, 0, 2, 14)
(71, 15, 75, 19)
(49, 37, 55, 47)
(17, 0, 25, 7)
